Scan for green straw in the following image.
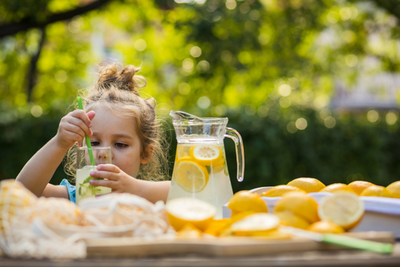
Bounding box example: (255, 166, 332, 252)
(76, 97, 96, 166)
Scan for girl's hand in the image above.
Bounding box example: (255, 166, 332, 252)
(55, 110, 95, 150)
(88, 164, 138, 194)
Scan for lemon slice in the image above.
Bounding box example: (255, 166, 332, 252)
(166, 197, 216, 231)
(174, 160, 209, 192)
(190, 145, 223, 166)
(230, 213, 280, 236)
(318, 192, 364, 230)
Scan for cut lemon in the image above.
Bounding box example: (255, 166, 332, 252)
(318, 192, 364, 230)
(274, 192, 319, 224)
(308, 220, 345, 234)
(230, 213, 280, 236)
(166, 197, 216, 231)
(190, 145, 224, 166)
(174, 160, 209, 192)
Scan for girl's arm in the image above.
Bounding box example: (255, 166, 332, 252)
(16, 110, 95, 197)
(134, 180, 171, 203)
(16, 137, 70, 197)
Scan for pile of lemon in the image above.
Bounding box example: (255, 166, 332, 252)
(262, 177, 400, 198)
(166, 178, 400, 239)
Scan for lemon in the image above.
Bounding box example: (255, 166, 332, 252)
(203, 219, 231, 236)
(308, 220, 345, 234)
(274, 192, 319, 224)
(227, 190, 268, 216)
(230, 213, 280, 236)
(287, 177, 326, 193)
(318, 192, 364, 230)
(360, 185, 392, 198)
(261, 185, 306, 197)
(320, 183, 354, 194)
(176, 223, 203, 238)
(387, 181, 400, 198)
(166, 197, 216, 231)
(174, 160, 209, 192)
(275, 210, 310, 229)
(190, 145, 224, 166)
(347, 181, 374, 196)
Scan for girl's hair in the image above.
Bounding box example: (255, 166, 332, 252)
(65, 63, 169, 182)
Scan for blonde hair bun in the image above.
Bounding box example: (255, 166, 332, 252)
(96, 63, 147, 95)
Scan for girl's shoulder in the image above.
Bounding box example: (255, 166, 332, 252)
(60, 179, 76, 203)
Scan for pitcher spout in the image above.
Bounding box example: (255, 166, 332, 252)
(169, 110, 202, 122)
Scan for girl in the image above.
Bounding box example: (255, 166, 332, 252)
(16, 63, 171, 203)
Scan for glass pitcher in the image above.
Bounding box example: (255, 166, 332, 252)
(167, 111, 245, 218)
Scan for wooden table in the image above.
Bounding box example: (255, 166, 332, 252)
(1, 242, 399, 267)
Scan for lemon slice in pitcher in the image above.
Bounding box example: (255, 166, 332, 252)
(190, 145, 223, 166)
(174, 160, 209, 192)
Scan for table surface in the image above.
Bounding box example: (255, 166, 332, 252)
(1, 242, 400, 267)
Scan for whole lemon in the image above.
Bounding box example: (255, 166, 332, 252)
(227, 190, 268, 216)
(261, 185, 306, 197)
(274, 192, 319, 224)
(360, 185, 393, 198)
(287, 177, 326, 193)
(348, 181, 374, 196)
(386, 181, 400, 198)
(320, 183, 354, 194)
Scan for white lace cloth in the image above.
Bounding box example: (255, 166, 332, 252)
(0, 181, 175, 259)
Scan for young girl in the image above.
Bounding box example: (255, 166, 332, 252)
(16, 63, 171, 204)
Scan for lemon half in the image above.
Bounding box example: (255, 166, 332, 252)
(318, 192, 364, 230)
(230, 213, 280, 236)
(174, 160, 209, 192)
(166, 197, 216, 231)
(190, 145, 224, 166)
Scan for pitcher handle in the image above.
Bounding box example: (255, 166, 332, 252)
(224, 127, 245, 182)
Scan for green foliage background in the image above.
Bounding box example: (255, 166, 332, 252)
(1, 0, 400, 190)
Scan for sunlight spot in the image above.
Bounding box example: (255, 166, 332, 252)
(295, 118, 308, 130)
(367, 110, 379, 123)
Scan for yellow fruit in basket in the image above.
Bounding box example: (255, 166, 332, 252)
(274, 192, 319, 224)
(275, 210, 310, 229)
(287, 177, 326, 193)
(227, 190, 268, 216)
(174, 160, 209, 192)
(360, 185, 393, 198)
(230, 213, 280, 236)
(386, 181, 400, 198)
(347, 181, 374, 196)
(308, 220, 345, 234)
(166, 197, 216, 231)
(190, 145, 224, 166)
(261, 185, 306, 197)
(320, 183, 354, 194)
(318, 192, 364, 230)
(176, 223, 203, 238)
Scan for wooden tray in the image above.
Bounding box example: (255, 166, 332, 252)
(86, 231, 395, 257)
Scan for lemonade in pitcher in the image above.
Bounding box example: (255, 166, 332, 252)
(167, 111, 245, 219)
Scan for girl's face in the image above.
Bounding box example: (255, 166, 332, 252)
(88, 106, 148, 177)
